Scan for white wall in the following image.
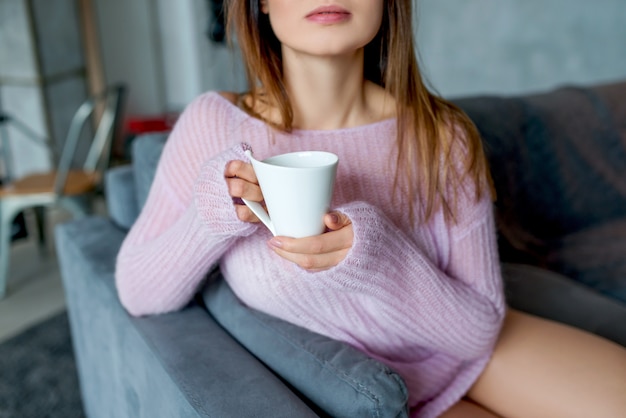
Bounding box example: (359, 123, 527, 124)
(417, 0, 626, 98)
(156, 0, 203, 111)
(156, 0, 246, 111)
(94, 0, 245, 116)
(94, 0, 165, 115)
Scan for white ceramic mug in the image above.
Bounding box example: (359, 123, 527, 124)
(242, 149, 338, 238)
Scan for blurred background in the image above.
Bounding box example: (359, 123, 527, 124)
(0, 0, 625, 337)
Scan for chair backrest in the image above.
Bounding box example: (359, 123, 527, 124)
(54, 83, 127, 196)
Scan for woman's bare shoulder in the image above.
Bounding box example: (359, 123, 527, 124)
(216, 91, 241, 105)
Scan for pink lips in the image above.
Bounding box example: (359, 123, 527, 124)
(306, 5, 351, 24)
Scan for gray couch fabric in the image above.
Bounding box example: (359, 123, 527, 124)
(203, 276, 409, 418)
(502, 263, 626, 346)
(132, 132, 167, 211)
(104, 165, 137, 230)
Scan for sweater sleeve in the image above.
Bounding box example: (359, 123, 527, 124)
(115, 97, 258, 316)
(316, 195, 505, 360)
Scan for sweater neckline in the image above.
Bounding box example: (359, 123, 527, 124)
(210, 91, 397, 135)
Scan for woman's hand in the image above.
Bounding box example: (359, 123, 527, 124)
(224, 160, 263, 223)
(267, 211, 353, 272)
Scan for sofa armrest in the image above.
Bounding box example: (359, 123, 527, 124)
(131, 133, 168, 211)
(104, 165, 138, 230)
(55, 217, 318, 418)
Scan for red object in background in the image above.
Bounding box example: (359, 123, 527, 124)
(125, 113, 178, 135)
(115, 113, 179, 160)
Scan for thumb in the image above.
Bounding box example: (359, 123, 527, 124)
(325, 211, 351, 231)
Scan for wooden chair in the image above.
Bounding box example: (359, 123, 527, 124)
(0, 83, 127, 298)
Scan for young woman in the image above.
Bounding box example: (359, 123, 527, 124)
(115, 1, 626, 416)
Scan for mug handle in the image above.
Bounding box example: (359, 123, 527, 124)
(241, 198, 276, 236)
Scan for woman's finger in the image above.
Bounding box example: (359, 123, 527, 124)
(269, 224, 353, 256)
(235, 204, 260, 223)
(267, 221, 354, 271)
(224, 160, 258, 183)
(270, 244, 350, 272)
(226, 177, 264, 201)
(325, 211, 352, 231)
(224, 160, 263, 223)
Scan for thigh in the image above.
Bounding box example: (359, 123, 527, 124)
(467, 308, 626, 418)
(439, 399, 501, 418)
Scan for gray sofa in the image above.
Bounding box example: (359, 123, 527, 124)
(56, 81, 626, 418)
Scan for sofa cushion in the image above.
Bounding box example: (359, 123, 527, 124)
(131, 133, 168, 211)
(104, 165, 138, 230)
(202, 276, 409, 418)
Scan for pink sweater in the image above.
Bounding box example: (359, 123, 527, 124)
(116, 92, 506, 418)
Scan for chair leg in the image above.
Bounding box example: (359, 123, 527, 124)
(0, 201, 17, 299)
(33, 206, 47, 253)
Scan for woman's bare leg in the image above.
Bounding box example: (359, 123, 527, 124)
(439, 399, 501, 418)
(468, 308, 626, 418)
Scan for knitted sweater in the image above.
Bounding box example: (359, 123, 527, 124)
(115, 92, 506, 418)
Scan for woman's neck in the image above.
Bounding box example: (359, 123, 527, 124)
(281, 50, 394, 130)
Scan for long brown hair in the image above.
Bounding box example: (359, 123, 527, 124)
(226, 0, 493, 223)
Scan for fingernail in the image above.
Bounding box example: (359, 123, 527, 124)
(329, 213, 339, 224)
(268, 238, 282, 248)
